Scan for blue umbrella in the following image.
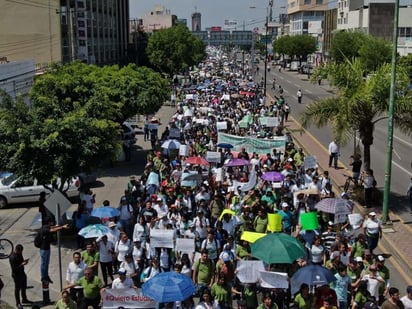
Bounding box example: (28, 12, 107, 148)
(142, 272, 196, 302)
(291, 265, 337, 286)
(217, 143, 234, 149)
(91, 207, 120, 218)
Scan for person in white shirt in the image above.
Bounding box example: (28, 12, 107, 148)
(100, 268, 135, 300)
(328, 140, 339, 169)
(401, 285, 412, 309)
(107, 221, 121, 245)
(361, 264, 385, 302)
(114, 232, 133, 265)
(193, 211, 209, 243)
(96, 235, 114, 286)
(119, 254, 140, 286)
(66, 251, 87, 302)
(118, 197, 134, 239)
(362, 212, 382, 255)
(140, 259, 161, 283)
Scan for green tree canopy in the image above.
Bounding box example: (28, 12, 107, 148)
(146, 24, 207, 77)
(330, 31, 366, 63)
(273, 35, 317, 62)
(0, 62, 169, 188)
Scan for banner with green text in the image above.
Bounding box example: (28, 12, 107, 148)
(218, 133, 286, 154)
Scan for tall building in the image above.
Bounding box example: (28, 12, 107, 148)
(192, 12, 201, 31)
(141, 5, 176, 33)
(60, 0, 129, 65)
(0, 0, 129, 66)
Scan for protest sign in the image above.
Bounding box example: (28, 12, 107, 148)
(216, 121, 228, 131)
(259, 271, 289, 289)
(169, 128, 181, 139)
(304, 156, 318, 170)
(348, 213, 363, 229)
(175, 238, 195, 254)
(267, 213, 282, 232)
(300, 212, 319, 230)
(334, 199, 351, 224)
(236, 260, 265, 283)
(241, 231, 266, 243)
(102, 288, 155, 308)
(218, 209, 236, 221)
(179, 145, 189, 157)
(150, 229, 174, 248)
(206, 151, 221, 163)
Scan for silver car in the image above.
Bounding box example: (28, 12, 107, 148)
(0, 174, 79, 209)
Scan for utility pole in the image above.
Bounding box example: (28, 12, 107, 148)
(264, 8, 268, 97)
(382, 0, 400, 224)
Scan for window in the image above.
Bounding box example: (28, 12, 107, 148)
(304, 0, 311, 5)
(406, 27, 411, 37)
(77, 1, 84, 8)
(79, 40, 86, 46)
(316, 0, 323, 4)
(78, 20, 85, 27)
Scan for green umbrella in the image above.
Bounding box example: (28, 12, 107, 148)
(250, 232, 305, 264)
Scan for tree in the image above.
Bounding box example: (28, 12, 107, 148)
(330, 31, 366, 63)
(300, 59, 412, 170)
(358, 36, 392, 72)
(0, 88, 120, 192)
(398, 53, 412, 77)
(146, 24, 207, 78)
(0, 62, 169, 190)
(273, 35, 317, 64)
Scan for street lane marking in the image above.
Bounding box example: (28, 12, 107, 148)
(393, 148, 401, 160)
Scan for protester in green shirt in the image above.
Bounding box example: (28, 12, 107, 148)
(193, 250, 215, 293)
(64, 267, 103, 309)
(55, 290, 77, 309)
(352, 281, 370, 309)
(351, 234, 367, 258)
(236, 240, 252, 260)
(81, 243, 100, 276)
(211, 273, 232, 309)
(294, 283, 313, 309)
(254, 208, 268, 233)
(257, 293, 279, 309)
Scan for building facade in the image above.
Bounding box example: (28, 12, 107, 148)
(0, 0, 129, 66)
(60, 0, 129, 65)
(140, 6, 176, 33)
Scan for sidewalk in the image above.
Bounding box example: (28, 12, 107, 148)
(284, 112, 412, 283)
(0, 105, 177, 308)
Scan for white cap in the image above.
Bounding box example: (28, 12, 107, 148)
(369, 211, 377, 216)
(281, 202, 289, 208)
(377, 255, 385, 262)
(287, 158, 294, 162)
(328, 221, 334, 226)
(355, 256, 363, 262)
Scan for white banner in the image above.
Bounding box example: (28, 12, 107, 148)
(348, 213, 363, 229)
(259, 271, 289, 289)
(150, 229, 174, 248)
(236, 260, 265, 283)
(304, 156, 318, 170)
(102, 288, 156, 308)
(179, 145, 189, 157)
(175, 238, 195, 254)
(216, 121, 228, 131)
(206, 151, 221, 163)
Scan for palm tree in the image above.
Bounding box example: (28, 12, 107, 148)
(301, 59, 412, 170)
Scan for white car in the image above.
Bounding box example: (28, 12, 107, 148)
(0, 174, 79, 209)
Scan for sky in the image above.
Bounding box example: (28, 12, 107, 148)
(129, 0, 289, 31)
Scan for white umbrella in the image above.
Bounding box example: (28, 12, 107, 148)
(78, 224, 110, 238)
(161, 139, 182, 150)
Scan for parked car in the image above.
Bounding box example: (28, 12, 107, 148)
(300, 64, 314, 75)
(122, 122, 136, 140)
(0, 173, 79, 209)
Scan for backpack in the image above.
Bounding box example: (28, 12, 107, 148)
(34, 230, 43, 248)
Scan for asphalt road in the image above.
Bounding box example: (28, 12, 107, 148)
(262, 65, 412, 218)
